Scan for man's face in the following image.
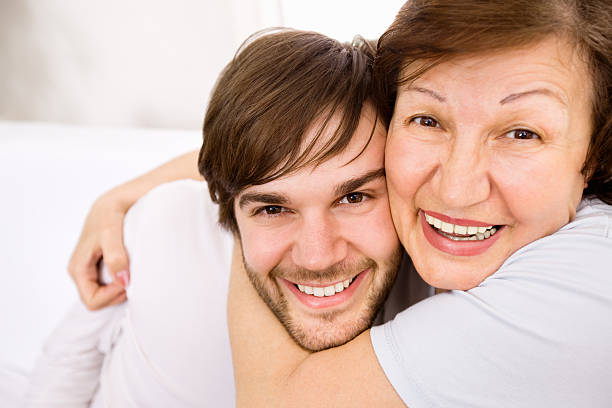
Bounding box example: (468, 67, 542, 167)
(234, 105, 401, 351)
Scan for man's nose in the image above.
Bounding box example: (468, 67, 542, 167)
(432, 135, 491, 209)
(291, 213, 347, 272)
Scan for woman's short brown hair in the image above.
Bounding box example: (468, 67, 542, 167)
(374, 0, 612, 204)
(199, 29, 377, 233)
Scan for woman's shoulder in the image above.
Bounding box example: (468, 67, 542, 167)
(498, 196, 611, 279)
(561, 196, 612, 239)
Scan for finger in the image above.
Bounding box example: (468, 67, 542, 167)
(85, 283, 125, 311)
(100, 226, 130, 286)
(108, 291, 128, 306)
(76, 270, 125, 311)
(67, 239, 102, 282)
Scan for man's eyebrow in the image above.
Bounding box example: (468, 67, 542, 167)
(499, 88, 568, 106)
(334, 168, 385, 197)
(404, 86, 447, 103)
(238, 193, 288, 209)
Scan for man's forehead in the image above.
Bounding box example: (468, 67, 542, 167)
(235, 103, 386, 208)
(297, 102, 381, 163)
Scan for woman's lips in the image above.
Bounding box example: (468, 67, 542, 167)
(280, 269, 369, 309)
(420, 210, 503, 256)
(424, 210, 496, 228)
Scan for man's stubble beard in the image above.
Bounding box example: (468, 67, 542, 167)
(242, 246, 402, 352)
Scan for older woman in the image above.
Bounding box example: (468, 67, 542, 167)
(60, 0, 610, 407)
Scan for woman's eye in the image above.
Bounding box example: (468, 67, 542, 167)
(411, 116, 440, 128)
(339, 192, 365, 204)
(505, 129, 540, 140)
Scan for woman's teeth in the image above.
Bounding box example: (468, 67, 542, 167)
(425, 213, 497, 241)
(296, 277, 354, 297)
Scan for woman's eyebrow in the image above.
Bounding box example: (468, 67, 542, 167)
(238, 193, 288, 209)
(333, 168, 385, 197)
(404, 86, 447, 103)
(499, 88, 568, 107)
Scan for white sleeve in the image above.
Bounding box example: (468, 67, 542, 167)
(371, 199, 612, 408)
(23, 302, 124, 408)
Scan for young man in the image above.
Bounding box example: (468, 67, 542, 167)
(196, 29, 407, 352)
(26, 29, 427, 406)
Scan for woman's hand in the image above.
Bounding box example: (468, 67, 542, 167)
(68, 192, 130, 310)
(67, 150, 202, 310)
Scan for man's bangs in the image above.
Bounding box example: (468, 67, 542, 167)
(254, 99, 378, 187)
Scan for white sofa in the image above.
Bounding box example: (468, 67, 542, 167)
(0, 120, 200, 404)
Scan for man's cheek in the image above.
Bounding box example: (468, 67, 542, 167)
(240, 228, 288, 273)
(363, 204, 400, 247)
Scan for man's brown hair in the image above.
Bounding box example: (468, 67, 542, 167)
(374, 0, 612, 204)
(199, 29, 377, 232)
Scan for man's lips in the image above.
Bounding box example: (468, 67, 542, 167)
(280, 269, 369, 309)
(420, 211, 504, 256)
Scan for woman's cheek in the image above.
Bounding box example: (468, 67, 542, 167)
(492, 151, 573, 233)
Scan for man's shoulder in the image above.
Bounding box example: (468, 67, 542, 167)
(128, 179, 212, 220)
(125, 179, 225, 238)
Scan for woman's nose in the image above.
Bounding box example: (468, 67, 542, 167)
(432, 136, 491, 209)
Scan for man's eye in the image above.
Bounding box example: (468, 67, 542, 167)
(411, 116, 440, 128)
(339, 192, 365, 204)
(262, 205, 283, 215)
(505, 129, 540, 140)
(252, 205, 285, 216)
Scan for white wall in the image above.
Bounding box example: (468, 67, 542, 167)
(0, 0, 283, 130)
(0, 0, 406, 130)
(281, 0, 405, 42)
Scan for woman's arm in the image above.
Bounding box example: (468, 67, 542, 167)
(68, 150, 200, 310)
(24, 302, 125, 407)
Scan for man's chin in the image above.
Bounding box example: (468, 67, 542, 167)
(282, 310, 375, 352)
(243, 249, 401, 351)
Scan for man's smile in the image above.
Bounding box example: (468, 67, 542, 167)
(279, 269, 370, 309)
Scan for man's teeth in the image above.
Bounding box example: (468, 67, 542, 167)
(297, 278, 354, 297)
(425, 213, 497, 241)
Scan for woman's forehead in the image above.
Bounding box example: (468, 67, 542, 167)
(396, 37, 592, 110)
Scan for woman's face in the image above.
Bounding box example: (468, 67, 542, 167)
(385, 36, 593, 290)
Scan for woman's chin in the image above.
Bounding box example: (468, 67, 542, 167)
(407, 225, 509, 291)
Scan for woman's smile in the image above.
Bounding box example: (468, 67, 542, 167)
(420, 210, 504, 256)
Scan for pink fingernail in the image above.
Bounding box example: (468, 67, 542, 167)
(116, 270, 129, 288)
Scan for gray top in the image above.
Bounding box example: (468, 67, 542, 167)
(371, 197, 612, 407)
